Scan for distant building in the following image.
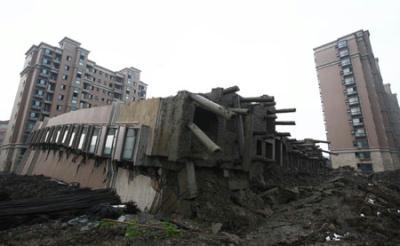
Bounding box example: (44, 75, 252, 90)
(314, 30, 400, 172)
(0, 37, 148, 171)
(0, 120, 9, 145)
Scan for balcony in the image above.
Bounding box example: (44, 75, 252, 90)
(36, 82, 46, 88)
(42, 108, 51, 115)
(344, 79, 355, 86)
(355, 132, 366, 137)
(31, 105, 41, 110)
(33, 93, 45, 99)
(350, 111, 362, 116)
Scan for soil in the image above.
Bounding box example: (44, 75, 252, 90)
(1, 166, 400, 245)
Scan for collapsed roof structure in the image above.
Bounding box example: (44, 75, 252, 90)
(16, 86, 328, 211)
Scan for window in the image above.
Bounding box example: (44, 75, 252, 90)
(355, 128, 366, 137)
(356, 139, 369, 148)
(341, 58, 351, 66)
(339, 49, 349, 57)
(122, 128, 137, 160)
(350, 107, 361, 115)
(30, 112, 38, 118)
(56, 105, 62, 111)
(43, 58, 51, 65)
(344, 76, 354, 85)
(352, 118, 363, 126)
(41, 68, 49, 75)
(65, 65, 70, 71)
(56, 129, 61, 143)
(37, 79, 46, 85)
(60, 84, 66, 90)
(357, 163, 373, 173)
(32, 100, 41, 107)
(103, 128, 117, 157)
(88, 127, 100, 154)
(62, 75, 68, 80)
(338, 40, 347, 49)
(346, 87, 357, 95)
(45, 129, 51, 142)
(78, 127, 88, 150)
(66, 56, 71, 61)
(69, 127, 78, 147)
(62, 128, 69, 144)
(348, 96, 359, 105)
(355, 152, 371, 160)
(343, 67, 352, 75)
(58, 94, 64, 100)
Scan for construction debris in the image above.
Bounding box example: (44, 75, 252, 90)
(1, 167, 400, 245)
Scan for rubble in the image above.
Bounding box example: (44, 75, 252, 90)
(1, 167, 400, 245)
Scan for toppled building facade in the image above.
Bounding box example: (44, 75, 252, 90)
(16, 86, 327, 212)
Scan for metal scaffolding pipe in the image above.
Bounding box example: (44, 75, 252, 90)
(276, 132, 291, 137)
(190, 93, 236, 120)
(240, 96, 275, 103)
(273, 108, 296, 113)
(222, 85, 240, 95)
(187, 122, 221, 153)
(275, 121, 296, 125)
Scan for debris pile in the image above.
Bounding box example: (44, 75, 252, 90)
(1, 167, 400, 245)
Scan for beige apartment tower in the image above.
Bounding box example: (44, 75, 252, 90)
(0, 37, 148, 172)
(314, 30, 400, 172)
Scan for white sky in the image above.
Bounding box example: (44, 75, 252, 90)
(0, 0, 399, 146)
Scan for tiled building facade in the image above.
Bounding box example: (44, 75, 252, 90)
(314, 30, 400, 172)
(0, 37, 147, 171)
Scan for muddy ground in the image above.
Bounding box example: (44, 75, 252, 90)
(1, 166, 400, 245)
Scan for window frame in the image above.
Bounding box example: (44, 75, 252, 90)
(102, 127, 118, 157)
(88, 126, 101, 154)
(121, 127, 138, 161)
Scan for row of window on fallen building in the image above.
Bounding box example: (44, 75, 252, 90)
(29, 123, 148, 164)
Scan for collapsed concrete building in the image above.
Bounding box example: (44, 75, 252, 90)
(14, 86, 327, 212)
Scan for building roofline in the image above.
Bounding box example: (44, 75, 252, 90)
(59, 37, 81, 47)
(25, 45, 38, 55)
(313, 29, 368, 51)
(119, 67, 142, 73)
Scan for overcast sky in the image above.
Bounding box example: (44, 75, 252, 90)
(0, 0, 399, 146)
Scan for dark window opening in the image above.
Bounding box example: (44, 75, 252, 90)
(357, 163, 373, 173)
(265, 141, 274, 159)
(193, 107, 218, 142)
(256, 140, 262, 155)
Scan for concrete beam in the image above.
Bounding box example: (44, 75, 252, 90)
(275, 121, 296, 125)
(190, 93, 236, 120)
(222, 85, 240, 95)
(187, 122, 221, 153)
(240, 96, 274, 103)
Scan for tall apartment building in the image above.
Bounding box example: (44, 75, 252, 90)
(314, 30, 400, 172)
(0, 37, 148, 172)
